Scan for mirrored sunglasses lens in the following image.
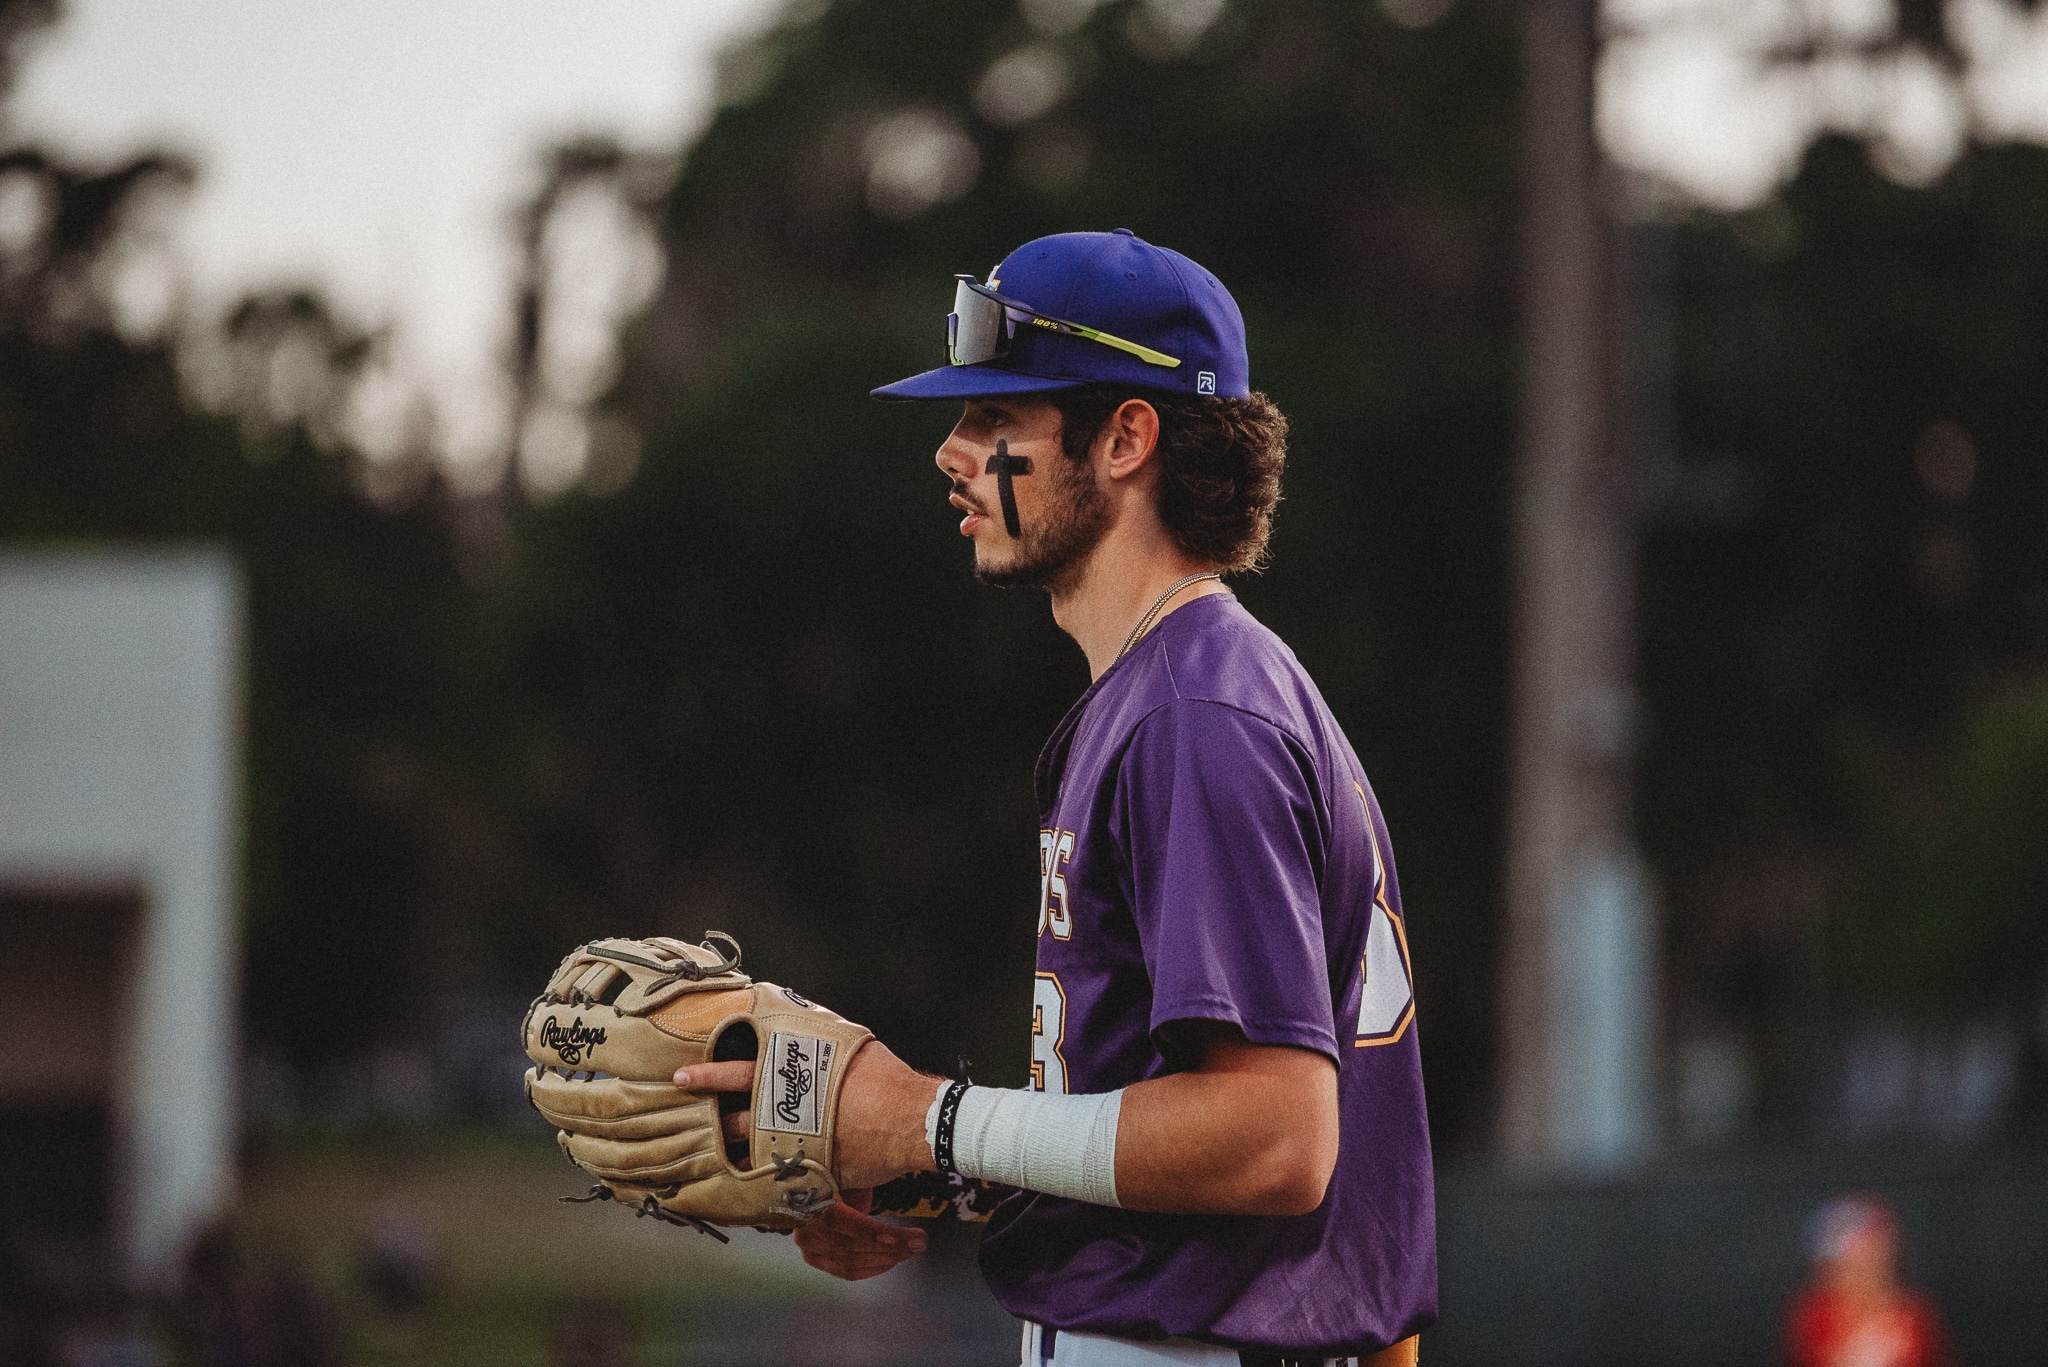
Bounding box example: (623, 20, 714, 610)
(950, 280, 1005, 366)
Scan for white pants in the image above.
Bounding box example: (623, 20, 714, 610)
(1022, 1322, 1363, 1367)
(1023, 1323, 1241, 1366)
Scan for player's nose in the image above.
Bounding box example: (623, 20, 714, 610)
(935, 429, 981, 481)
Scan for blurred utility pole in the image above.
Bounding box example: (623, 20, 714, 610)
(1496, 0, 1656, 1170)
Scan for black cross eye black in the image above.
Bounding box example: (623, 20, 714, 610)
(987, 438, 1033, 538)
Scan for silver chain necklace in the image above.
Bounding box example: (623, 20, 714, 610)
(1113, 572, 1224, 664)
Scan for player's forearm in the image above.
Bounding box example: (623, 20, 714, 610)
(924, 1068, 1335, 1215)
(897, 1035, 1337, 1217)
(834, 1030, 1339, 1217)
(1115, 1064, 1339, 1216)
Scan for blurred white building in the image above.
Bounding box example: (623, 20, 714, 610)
(0, 549, 242, 1288)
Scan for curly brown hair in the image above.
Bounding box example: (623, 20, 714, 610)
(1047, 384, 1288, 574)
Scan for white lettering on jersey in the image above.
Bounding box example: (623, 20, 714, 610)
(1037, 827, 1075, 940)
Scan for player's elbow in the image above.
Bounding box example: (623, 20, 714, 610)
(1252, 1131, 1338, 1216)
(1283, 1147, 1339, 1216)
(1223, 1051, 1341, 1216)
(1230, 1103, 1339, 1215)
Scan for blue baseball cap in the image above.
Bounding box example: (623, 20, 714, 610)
(871, 229, 1250, 401)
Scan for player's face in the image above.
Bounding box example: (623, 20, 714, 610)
(937, 397, 1108, 590)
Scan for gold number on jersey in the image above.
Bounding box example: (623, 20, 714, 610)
(1030, 972, 1069, 1094)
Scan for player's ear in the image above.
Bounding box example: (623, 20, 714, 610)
(1100, 398, 1161, 480)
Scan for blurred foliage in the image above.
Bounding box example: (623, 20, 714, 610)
(5, 0, 2048, 1152)
(1629, 137, 2048, 1141)
(1870, 685, 2048, 1021)
(1640, 138, 2048, 1108)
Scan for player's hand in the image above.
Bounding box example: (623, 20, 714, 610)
(676, 1042, 944, 1189)
(671, 1060, 760, 1166)
(792, 1190, 928, 1280)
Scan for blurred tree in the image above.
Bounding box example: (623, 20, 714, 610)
(0, 140, 196, 533)
(1643, 136, 2048, 1136)
(1875, 685, 2048, 1021)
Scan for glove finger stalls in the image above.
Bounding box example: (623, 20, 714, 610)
(532, 1073, 716, 1131)
(533, 1097, 710, 1142)
(562, 1126, 726, 1187)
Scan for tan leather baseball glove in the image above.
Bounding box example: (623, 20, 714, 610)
(521, 933, 873, 1240)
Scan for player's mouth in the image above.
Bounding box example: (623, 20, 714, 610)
(950, 487, 989, 537)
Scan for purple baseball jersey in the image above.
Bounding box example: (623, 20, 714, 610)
(978, 592, 1437, 1356)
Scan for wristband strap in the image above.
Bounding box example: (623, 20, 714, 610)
(950, 1085, 1122, 1207)
(932, 1079, 971, 1175)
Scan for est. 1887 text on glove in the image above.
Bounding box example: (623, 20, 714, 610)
(522, 933, 873, 1240)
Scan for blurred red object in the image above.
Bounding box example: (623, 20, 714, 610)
(1786, 1196, 1951, 1367)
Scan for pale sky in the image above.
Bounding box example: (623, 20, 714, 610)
(10, 0, 2048, 479)
(1603, 0, 2048, 207)
(8, 0, 780, 477)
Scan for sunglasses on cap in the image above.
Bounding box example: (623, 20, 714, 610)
(947, 275, 1181, 371)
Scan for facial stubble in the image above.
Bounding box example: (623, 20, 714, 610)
(971, 451, 1109, 593)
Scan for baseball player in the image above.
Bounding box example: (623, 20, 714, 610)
(672, 230, 1436, 1366)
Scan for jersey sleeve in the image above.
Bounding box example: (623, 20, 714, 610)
(1113, 700, 1337, 1060)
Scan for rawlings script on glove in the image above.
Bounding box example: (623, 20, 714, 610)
(522, 933, 873, 1240)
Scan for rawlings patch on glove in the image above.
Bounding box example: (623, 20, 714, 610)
(522, 933, 873, 1239)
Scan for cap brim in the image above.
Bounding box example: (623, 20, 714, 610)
(870, 365, 1088, 401)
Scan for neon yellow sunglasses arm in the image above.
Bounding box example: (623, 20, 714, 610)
(1023, 314, 1183, 369)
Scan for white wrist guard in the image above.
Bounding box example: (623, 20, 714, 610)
(924, 1083, 1123, 1208)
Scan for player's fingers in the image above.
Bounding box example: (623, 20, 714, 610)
(809, 1253, 914, 1281)
(795, 1241, 922, 1280)
(812, 1200, 925, 1249)
(823, 1194, 896, 1231)
(791, 1218, 907, 1255)
(720, 1109, 750, 1143)
(794, 1206, 925, 1257)
(792, 1228, 900, 1261)
(798, 1198, 873, 1234)
(794, 1225, 923, 1261)
(672, 1061, 755, 1092)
